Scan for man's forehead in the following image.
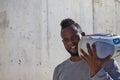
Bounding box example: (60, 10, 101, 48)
(61, 26, 81, 38)
(63, 24, 77, 30)
(61, 26, 77, 34)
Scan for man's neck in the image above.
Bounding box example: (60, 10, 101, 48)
(70, 56, 82, 62)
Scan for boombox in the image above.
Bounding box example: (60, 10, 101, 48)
(78, 34, 120, 59)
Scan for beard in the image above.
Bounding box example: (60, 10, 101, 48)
(66, 49, 79, 56)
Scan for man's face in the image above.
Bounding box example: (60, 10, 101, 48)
(61, 26, 81, 56)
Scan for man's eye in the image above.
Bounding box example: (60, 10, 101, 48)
(63, 39, 69, 42)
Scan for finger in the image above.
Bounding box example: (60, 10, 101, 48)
(81, 55, 89, 64)
(87, 43, 93, 56)
(80, 49, 88, 57)
(92, 43, 97, 57)
(81, 55, 87, 61)
(80, 49, 89, 61)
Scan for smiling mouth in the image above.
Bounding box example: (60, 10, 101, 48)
(70, 45, 76, 49)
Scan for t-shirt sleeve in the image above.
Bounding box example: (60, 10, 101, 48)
(91, 59, 120, 80)
(53, 67, 59, 80)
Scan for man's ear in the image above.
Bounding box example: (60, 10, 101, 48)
(81, 32, 85, 36)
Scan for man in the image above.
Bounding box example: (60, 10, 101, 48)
(53, 18, 120, 80)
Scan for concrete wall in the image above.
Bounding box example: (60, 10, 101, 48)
(0, 0, 120, 80)
(0, 0, 42, 80)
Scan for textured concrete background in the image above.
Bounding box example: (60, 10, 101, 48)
(0, 0, 120, 80)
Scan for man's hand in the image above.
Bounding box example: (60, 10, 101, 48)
(80, 43, 111, 75)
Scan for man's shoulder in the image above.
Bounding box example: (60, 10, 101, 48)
(55, 58, 70, 71)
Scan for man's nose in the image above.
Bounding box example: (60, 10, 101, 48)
(68, 39, 74, 45)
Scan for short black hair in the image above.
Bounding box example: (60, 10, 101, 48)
(60, 18, 82, 33)
(60, 18, 75, 30)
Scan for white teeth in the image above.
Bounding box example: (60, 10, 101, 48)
(71, 46, 76, 49)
